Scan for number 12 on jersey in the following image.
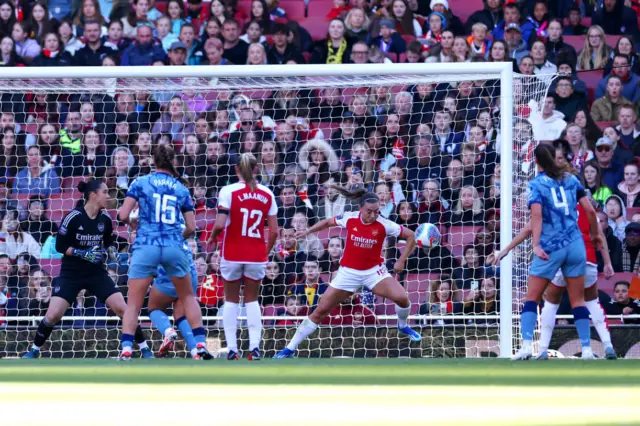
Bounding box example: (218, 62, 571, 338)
(240, 208, 262, 238)
(551, 187, 569, 215)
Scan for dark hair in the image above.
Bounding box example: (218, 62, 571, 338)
(614, 281, 630, 290)
(78, 178, 104, 202)
(166, 0, 187, 19)
(552, 138, 571, 162)
(273, 22, 288, 35)
(534, 143, 568, 180)
(329, 183, 379, 206)
(407, 39, 422, 55)
(154, 144, 188, 186)
(28, 195, 48, 210)
(548, 18, 563, 29)
(556, 75, 572, 86)
(581, 159, 605, 192)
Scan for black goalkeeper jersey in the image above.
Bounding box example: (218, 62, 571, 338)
(56, 207, 114, 277)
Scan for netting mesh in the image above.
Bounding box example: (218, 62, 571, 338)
(0, 69, 552, 358)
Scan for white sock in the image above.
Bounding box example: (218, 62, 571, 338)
(395, 304, 411, 328)
(190, 348, 198, 358)
(286, 318, 318, 351)
(32, 344, 41, 351)
(223, 302, 239, 352)
(245, 301, 262, 350)
(586, 299, 612, 348)
(137, 341, 149, 350)
(538, 301, 559, 352)
(521, 340, 532, 351)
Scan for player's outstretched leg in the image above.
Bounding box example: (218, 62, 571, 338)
(371, 277, 421, 342)
(274, 287, 352, 359)
(173, 300, 199, 358)
(22, 297, 70, 358)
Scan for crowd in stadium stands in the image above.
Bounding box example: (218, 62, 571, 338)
(0, 0, 639, 328)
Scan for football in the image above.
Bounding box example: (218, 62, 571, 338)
(415, 223, 441, 249)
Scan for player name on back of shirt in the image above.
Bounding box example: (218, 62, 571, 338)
(152, 176, 178, 190)
(237, 191, 270, 204)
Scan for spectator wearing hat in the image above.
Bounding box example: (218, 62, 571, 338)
(121, 23, 167, 66)
(466, 0, 503, 33)
(267, 23, 305, 65)
(591, 75, 633, 122)
(596, 138, 625, 189)
(201, 37, 230, 65)
(369, 18, 406, 57)
(503, 23, 529, 64)
(554, 76, 587, 121)
(222, 19, 249, 65)
(72, 20, 118, 67)
(167, 41, 188, 65)
(429, 0, 465, 36)
(595, 54, 640, 104)
(492, 3, 534, 46)
(592, 0, 639, 37)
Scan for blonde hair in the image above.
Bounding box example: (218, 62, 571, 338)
(238, 152, 258, 190)
(351, 140, 374, 184)
(471, 22, 487, 33)
(454, 185, 483, 214)
(349, 93, 370, 113)
(577, 25, 609, 70)
(345, 7, 370, 31)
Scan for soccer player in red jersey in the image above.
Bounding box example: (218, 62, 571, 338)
(208, 153, 279, 360)
(275, 184, 421, 358)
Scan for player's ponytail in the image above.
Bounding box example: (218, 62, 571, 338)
(154, 144, 188, 186)
(329, 183, 379, 206)
(238, 152, 258, 191)
(76, 178, 103, 207)
(534, 143, 566, 180)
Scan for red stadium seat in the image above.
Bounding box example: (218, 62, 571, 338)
(579, 70, 604, 104)
(595, 121, 616, 131)
(195, 208, 217, 230)
(598, 272, 633, 296)
(626, 207, 640, 221)
(450, 0, 483, 23)
(280, 1, 306, 20)
(562, 36, 585, 52)
(307, 1, 332, 19)
(62, 176, 89, 192)
(40, 258, 62, 277)
(316, 226, 347, 246)
(49, 198, 76, 216)
(298, 18, 329, 41)
(404, 273, 439, 307)
(605, 35, 621, 49)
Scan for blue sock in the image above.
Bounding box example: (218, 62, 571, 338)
(573, 306, 591, 348)
(121, 333, 134, 351)
(521, 301, 538, 342)
(149, 310, 172, 336)
(192, 327, 206, 345)
(176, 316, 196, 350)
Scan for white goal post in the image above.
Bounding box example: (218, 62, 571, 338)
(0, 63, 551, 359)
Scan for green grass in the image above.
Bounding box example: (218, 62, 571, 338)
(2, 358, 640, 387)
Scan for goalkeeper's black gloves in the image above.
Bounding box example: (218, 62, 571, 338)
(72, 246, 106, 265)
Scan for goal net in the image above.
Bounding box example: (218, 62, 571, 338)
(0, 64, 551, 358)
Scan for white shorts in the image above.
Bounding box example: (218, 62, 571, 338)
(330, 264, 391, 293)
(220, 259, 266, 282)
(551, 263, 598, 289)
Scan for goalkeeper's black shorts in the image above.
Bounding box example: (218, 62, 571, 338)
(51, 271, 120, 305)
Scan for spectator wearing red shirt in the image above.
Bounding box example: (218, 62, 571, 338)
(327, 0, 352, 21)
(197, 252, 224, 311)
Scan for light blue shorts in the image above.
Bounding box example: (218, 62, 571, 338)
(154, 264, 198, 299)
(530, 237, 586, 281)
(129, 245, 191, 280)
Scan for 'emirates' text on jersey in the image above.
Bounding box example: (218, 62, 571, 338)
(56, 207, 114, 276)
(126, 172, 194, 249)
(217, 182, 277, 263)
(333, 212, 402, 271)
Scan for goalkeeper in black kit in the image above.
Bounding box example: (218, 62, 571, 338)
(22, 179, 152, 359)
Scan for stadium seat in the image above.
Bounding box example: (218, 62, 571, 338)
(195, 208, 217, 230)
(605, 35, 621, 48)
(450, 0, 483, 23)
(40, 258, 62, 277)
(49, 198, 76, 216)
(316, 227, 347, 246)
(579, 70, 604, 104)
(562, 35, 585, 52)
(404, 273, 439, 307)
(307, 0, 332, 19)
(280, 1, 306, 20)
(298, 18, 329, 41)
(598, 272, 633, 296)
(596, 121, 616, 131)
(445, 225, 482, 248)
(627, 207, 640, 221)
(62, 176, 89, 192)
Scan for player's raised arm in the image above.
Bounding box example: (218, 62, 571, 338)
(118, 196, 137, 224)
(493, 222, 532, 266)
(295, 217, 336, 239)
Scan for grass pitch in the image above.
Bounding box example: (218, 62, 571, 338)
(2, 359, 639, 426)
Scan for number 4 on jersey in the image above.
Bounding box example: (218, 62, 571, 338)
(551, 187, 569, 216)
